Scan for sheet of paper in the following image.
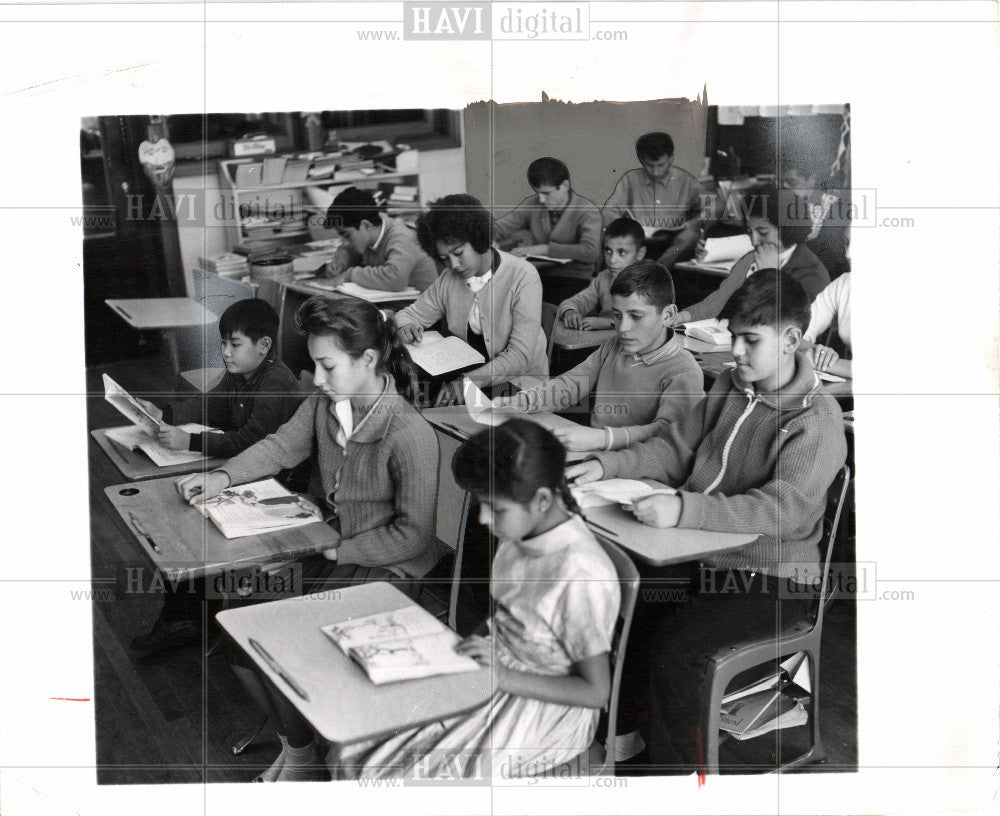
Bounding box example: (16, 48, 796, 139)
(700, 234, 753, 264)
(462, 378, 505, 426)
(570, 478, 676, 509)
(336, 281, 421, 302)
(405, 334, 485, 376)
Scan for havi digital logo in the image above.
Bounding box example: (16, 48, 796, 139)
(403, 2, 491, 40)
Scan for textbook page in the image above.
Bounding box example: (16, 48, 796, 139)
(104, 423, 217, 468)
(700, 234, 753, 264)
(102, 374, 164, 433)
(196, 478, 323, 539)
(405, 332, 485, 376)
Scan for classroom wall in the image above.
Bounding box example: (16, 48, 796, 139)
(463, 98, 708, 213)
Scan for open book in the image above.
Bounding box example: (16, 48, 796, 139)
(699, 234, 753, 266)
(571, 478, 676, 510)
(682, 318, 732, 348)
(303, 279, 421, 303)
(105, 423, 218, 468)
(322, 604, 479, 685)
(525, 254, 571, 266)
(196, 478, 324, 539)
(103, 373, 164, 434)
(405, 331, 485, 376)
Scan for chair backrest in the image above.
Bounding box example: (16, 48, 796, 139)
(541, 301, 558, 361)
(593, 535, 640, 774)
(814, 464, 851, 629)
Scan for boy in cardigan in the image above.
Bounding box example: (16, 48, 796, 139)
(498, 261, 703, 452)
(557, 217, 646, 330)
(567, 269, 847, 772)
(323, 186, 439, 292)
(493, 156, 603, 303)
(131, 298, 305, 654)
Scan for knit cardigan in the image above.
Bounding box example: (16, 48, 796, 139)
(218, 377, 442, 578)
(684, 245, 831, 322)
(394, 250, 549, 385)
(594, 352, 847, 582)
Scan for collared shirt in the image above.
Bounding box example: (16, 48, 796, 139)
(602, 166, 706, 232)
(620, 330, 678, 367)
(370, 214, 390, 252)
(748, 243, 798, 277)
(465, 253, 498, 334)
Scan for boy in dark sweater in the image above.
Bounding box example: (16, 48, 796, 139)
(567, 269, 847, 772)
(131, 298, 304, 655)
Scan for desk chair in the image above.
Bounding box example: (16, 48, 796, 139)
(701, 465, 851, 774)
(540, 536, 640, 778)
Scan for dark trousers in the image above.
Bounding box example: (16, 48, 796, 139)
(624, 566, 812, 772)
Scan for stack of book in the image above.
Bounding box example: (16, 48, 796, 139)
(200, 252, 249, 278)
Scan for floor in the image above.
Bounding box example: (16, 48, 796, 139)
(87, 353, 857, 784)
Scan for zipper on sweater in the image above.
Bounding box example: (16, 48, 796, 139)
(702, 393, 758, 495)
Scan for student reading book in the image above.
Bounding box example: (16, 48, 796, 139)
(556, 217, 647, 330)
(567, 270, 847, 772)
(493, 157, 603, 302)
(324, 420, 620, 781)
(177, 296, 441, 781)
(393, 194, 549, 405)
(496, 261, 704, 452)
(322, 186, 439, 292)
(128, 299, 304, 656)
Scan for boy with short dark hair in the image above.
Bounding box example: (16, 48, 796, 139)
(567, 269, 848, 772)
(138, 298, 302, 459)
(500, 260, 704, 451)
(131, 298, 305, 655)
(557, 217, 646, 330)
(323, 186, 439, 292)
(602, 131, 714, 269)
(493, 157, 603, 296)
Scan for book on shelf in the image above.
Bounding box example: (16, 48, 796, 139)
(322, 603, 479, 685)
(404, 331, 485, 377)
(196, 478, 324, 539)
(105, 423, 220, 469)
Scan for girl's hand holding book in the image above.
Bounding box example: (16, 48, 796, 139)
(175, 471, 230, 505)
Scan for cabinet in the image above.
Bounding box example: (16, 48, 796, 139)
(217, 147, 422, 251)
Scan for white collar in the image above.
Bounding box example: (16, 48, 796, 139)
(778, 244, 797, 268)
(465, 269, 493, 293)
(370, 215, 390, 252)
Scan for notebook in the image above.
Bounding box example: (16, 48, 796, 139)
(322, 603, 479, 685)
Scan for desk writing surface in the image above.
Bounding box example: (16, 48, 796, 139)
(673, 260, 731, 280)
(549, 323, 616, 352)
(104, 475, 339, 581)
(217, 582, 493, 747)
(284, 278, 420, 306)
(580, 480, 757, 566)
(105, 298, 218, 329)
(421, 406, 590, 462)
(92, 428, 226, 481)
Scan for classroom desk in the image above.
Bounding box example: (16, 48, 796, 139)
(91, 427, 226, 481)
(421, 405, 591, 462)
(104, 475, 340, 582)
(673, 260, 732, 280)
(105, 298, 220, 372)
(580, 480, 758, 567)
(217, 581, 493, 748)
(549, 323, 616, 352)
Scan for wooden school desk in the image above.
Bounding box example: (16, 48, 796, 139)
(91, 427, 226, 481)
(580, 480, 757, 567)
(549, 322, 617, 353)
(105, 298, 219, 373)
(217, 581, 493, 748)
(421, 405, 591, 462)
(104, 475, 340, 582)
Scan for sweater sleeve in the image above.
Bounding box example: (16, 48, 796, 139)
(471, 266, 544, 386)
(684, 253, 753, 321)
(520, 345, 606, 413)
(676, 413, 846, 535)
(218, 396, 318, 485)
(334, 419, 438, 568)
(547, 206, 602, 265)
(615, 361, 706, 445)
(493, 198, 534, 249)
(593, 393, 707, 483)
(393, 275, 448, 330)
(556, 275, 603, 318)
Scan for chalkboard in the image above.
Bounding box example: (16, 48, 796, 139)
(463, 98, 708, 214)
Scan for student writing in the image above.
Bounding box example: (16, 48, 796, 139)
(498, 261, 704, 452)
(567, 270, 847, 773)
(323, 186, 439, 292)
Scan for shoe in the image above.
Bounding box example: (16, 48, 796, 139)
(130, 619, 200, 654)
